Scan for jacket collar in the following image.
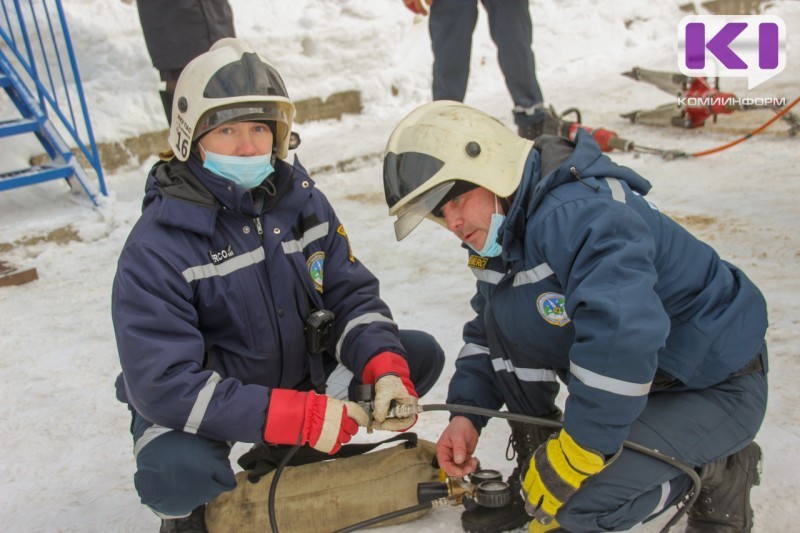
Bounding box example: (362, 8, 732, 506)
(144, 156, 305, 237)
(500, 131, 652, 263)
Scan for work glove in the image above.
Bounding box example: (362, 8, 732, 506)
(263, 389, 369, 454)
(362, 352, 418, 431)
(522, 429, 619, 526)
(402, 0, 432, 16)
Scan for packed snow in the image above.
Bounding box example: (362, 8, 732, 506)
(1, 0, 798, 531)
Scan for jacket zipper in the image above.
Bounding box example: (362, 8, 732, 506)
(253, 217, 264, 239)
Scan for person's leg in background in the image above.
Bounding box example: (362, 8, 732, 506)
(483, 0, 548, 139)
(430, 0, 480, 102)
(135, 0, 236, 124)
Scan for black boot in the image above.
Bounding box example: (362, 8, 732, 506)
(686, 441, 762, 532)
(461, 414, 561, 533)
(159, 505, 208, 533)
(516, 108, 561, 141)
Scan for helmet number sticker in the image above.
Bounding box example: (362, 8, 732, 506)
(176, 131, 189, 159)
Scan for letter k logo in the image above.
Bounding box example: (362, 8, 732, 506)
(686, 22, 748, 69)
(678, 15, 785, 89)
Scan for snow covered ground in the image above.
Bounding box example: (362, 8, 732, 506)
(1, 0, 798, 531)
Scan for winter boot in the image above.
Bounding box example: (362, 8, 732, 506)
(686, 441, 762, 532)
(461, 414, 560, 533)
(516, 108, 561, 141)
(159, 505, 208, 533)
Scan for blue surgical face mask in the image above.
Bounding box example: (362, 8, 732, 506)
(468, 194, 505, 257)
(469, 212, 505, 257)
(201, 146, 275, 189)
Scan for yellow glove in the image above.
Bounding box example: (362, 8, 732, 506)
(529, 519, 563, 533)
(522, 430, 618, 525)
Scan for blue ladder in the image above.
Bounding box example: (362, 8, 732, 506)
(0, 0, 106, 205)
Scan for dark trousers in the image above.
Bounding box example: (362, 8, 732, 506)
(430, 0, 544, 125)
(484, 306, 768, 532)
(127, 329, 444, 517)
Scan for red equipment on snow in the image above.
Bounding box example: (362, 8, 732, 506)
(620, 66, 798, 134)
(560, 115, 633, 153)
(543, 67, 798, 160)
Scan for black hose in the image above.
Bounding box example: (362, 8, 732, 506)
(268, 443, 301, 533)
(420, 403, 700, 533)
(269, 404, 700, 533)
(332, 502, 434, 533)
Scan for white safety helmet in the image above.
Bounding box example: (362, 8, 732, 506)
(168, 38, 295, 162)
(383, 100, 534, 240)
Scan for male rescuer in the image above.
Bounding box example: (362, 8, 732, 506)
(112, 39, 443, 532)
(381, 100, 767, 533)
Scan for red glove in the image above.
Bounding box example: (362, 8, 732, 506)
(362, 352, 418, 431)
(264, 389, 368, 454)
(403, 0, 432, 16)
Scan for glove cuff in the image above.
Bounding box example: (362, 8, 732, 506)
(362, 351, 410, 384)
(263, 389, 308, 445)
(558, 430, 607, 475)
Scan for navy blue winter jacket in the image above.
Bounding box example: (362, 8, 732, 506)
(113, 155, 404, 444)
(446, 131, 768, 455)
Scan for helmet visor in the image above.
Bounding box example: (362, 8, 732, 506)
(393, 181, 455, 241)
(383, 151, 445, 209)
(195, 104, 290, 140)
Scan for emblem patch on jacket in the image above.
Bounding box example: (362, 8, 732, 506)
(536, 292, 571, 327)
(307, 251, 325, 292)
(468, 255, 489, 269)
(337, 224, 355, 263)
(208, 245, 235, 265)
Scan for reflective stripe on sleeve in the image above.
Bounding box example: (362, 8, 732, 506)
(325, 363, 353, 400)
(492, 358, 558, 382)
(183, 372, 223, 434)
(570, 361, 651, 396)
(606, 178, 626, 204)
(457, 343, 489, 359)
(334, 312, 397, 363)
(281, 222, 330, 254)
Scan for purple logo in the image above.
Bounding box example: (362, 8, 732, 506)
(678, 15, 786, 89)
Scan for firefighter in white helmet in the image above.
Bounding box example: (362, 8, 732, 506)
(112, 39, 444, 532)
(383, 100, 767, 533)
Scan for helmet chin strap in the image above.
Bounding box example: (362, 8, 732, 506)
(267, 121, 278, 165)
(498, 195, 510, 215)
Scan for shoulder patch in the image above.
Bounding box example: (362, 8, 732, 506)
(307, 251, 325, 292)
(336, 224, 355, 263)
(468, 255, 489, 269)
(536, 292, 571, 327)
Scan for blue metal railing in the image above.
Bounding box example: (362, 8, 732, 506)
(0, 0, 106, 204)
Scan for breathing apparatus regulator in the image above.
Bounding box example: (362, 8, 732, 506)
(417, 467, 513, 510)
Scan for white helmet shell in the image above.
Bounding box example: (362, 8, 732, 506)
(383, 100, 534, 240)
(168, 38, 295, 162)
